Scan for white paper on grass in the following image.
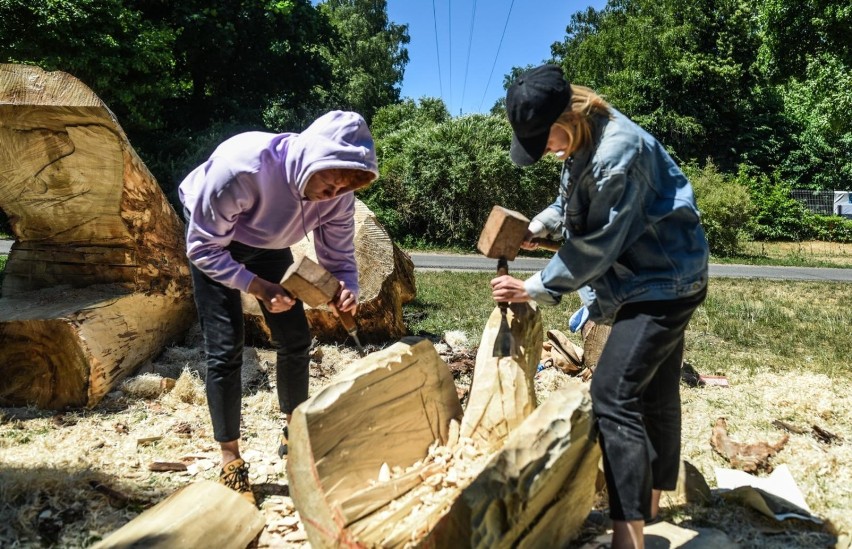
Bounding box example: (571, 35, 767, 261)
(715, 464, 821, 523)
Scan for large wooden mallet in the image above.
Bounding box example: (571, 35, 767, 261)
(477, 206, 529, 357)
(280, 256, 366, 356)
(477, 205, 562, 258)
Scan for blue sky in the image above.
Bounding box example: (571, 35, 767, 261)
(386, 0, 607, 115)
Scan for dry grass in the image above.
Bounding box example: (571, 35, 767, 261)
(737, 240, 852, 267)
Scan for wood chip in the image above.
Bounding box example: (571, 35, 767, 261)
(812, 424, 841, 445)
(137, 436, 162, 446)
(710, 417, 788, 473)
(772, 419, 807, 434)
(148, 461, 188, 472)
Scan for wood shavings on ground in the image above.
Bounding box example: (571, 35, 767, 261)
(346, 421, 492, 547)
(1, 333, 849, 548)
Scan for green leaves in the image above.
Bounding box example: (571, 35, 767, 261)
(316, 0, 410, 122)
(363, 100, 560, 249)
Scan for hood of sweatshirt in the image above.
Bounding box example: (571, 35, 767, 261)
(283, 110, 379, 196)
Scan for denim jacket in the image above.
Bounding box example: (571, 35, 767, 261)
(524, 108, 709, 324)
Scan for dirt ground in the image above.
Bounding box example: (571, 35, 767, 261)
(0, 325, 849, 548)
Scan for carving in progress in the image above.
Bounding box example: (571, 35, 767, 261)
(0, 64, 195, 409)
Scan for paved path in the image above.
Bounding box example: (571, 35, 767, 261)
(2, 241, 850, 281)
(409, 252, 852, 282)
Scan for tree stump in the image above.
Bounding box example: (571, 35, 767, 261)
(288, 305, 600, 547)
(0, 64, 194, 409)
(242, 199, 416, 345)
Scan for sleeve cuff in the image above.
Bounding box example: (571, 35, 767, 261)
(527, 219, 548, 238)
(524, 272, 561, 306)
(234, 270, 256, 294)
(532, 208, 563, 237)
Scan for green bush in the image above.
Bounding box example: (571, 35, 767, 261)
(363, 103, 560, 249)
(808, 214, 852, 243)
(684, 162, 754, 256)
(741, 170, 814, 241)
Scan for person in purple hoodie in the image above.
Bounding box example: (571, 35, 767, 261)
(179, 110, 379, 504)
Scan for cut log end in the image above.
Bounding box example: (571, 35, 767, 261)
(0, 320, 88, 408)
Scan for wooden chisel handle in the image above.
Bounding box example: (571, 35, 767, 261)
(529, 238, 562, 252)
(336, 308, 358, 335)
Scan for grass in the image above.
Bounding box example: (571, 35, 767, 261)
(714, 240, 852, 268)
(404, 240, 852, 269)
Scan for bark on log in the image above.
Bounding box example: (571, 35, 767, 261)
(243, 199, 416, 345)
(0, 64, 194, 409)
(91, 480, 265, 549)
(288, 320, 599, 547)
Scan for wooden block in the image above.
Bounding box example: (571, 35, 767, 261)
(477, 205, 530, 261)
(280, 256, 340, 307)
(92, 480, 265, 549)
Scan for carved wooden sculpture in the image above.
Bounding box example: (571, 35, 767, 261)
(0, 64, 194, 408)
(288, 306, 600, 547)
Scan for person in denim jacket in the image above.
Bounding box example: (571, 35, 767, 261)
(492, 64, 709, 549)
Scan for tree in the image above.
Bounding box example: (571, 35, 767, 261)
(550, 0, 790, 172)
(779, 53, 852, 190)
(757, 0, 852, 83)
(137, 0, 335, 129)
(363, 101, 559, 248)
(0, 0, 175, 130)
(756, 0, 852, 189)
(317, 0, 410, 122)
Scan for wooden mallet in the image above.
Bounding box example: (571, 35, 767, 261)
(280, 256, 366, 356)
(477, 205, 562, 258)
(477, 205, 561, 356)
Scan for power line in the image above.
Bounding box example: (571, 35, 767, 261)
(431, 0, 444, 102)
(448, 0, 453, 113)
(479, 0, 516, 112)
(460, 0, 478, 113)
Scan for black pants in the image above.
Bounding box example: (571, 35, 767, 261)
(590, 287, 706, 522)
(189, 241, 312, 442)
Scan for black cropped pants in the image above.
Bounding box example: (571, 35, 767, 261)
(189, 241, 312, 443)
(590, 287, 706, 522)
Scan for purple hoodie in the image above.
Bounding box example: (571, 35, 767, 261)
(179, 111, 378, 297)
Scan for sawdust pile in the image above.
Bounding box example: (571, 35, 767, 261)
(1, 327, 850, 548)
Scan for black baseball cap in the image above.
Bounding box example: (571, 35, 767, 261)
(506, 64, 572, 166)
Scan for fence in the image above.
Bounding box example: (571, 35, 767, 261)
(792, 190, 852, 218)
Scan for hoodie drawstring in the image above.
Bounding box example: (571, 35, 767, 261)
(297, 199, 324, 244)
(298, 198, 310, 241)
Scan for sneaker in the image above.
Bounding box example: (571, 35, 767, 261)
(219, 458, 255, 505)
(277, 425, 289, 458)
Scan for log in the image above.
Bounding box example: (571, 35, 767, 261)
(464, 386, 600, 548)
(287, 337, 464, 547)
(0, 64, 195, 409)
(242, 199, 415, 345)
(288, 318, 599, 547)
(91, 480, 265, 549)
